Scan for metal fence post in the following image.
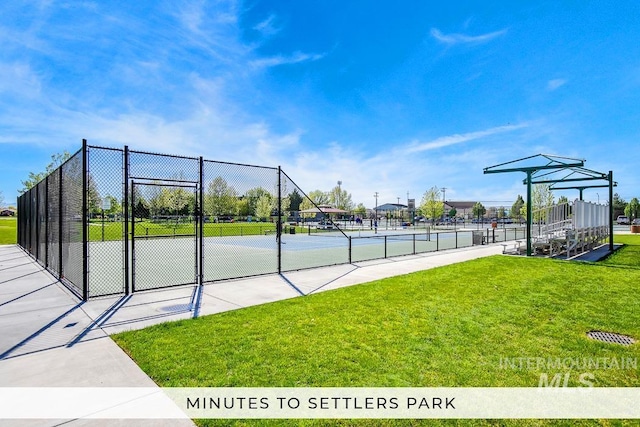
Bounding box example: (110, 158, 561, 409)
(27, 189, 31, 255)
(35, 183, 39, 261)
(58, 167, 63, 279)
(123, 145, 130, 295)
(82, 139, 89, 301)
(131, 181, 136, 293)
(199, 156, 204, 285)
(384, 235, 387, 258)
(44, 176, 48, 268)
(277, 166, 282, 274)
(609, 171, 614, 252)
(436, 232, 439, 251)
(348, 236, 352, 263)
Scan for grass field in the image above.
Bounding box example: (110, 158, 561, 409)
(601, 234, 640, 268)
(0, 217, 17, 244)
(113, 237, 640, 426)
(87, 220, 309, 241)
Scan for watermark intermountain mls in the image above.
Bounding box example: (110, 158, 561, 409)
(499, 356, 637, 388)
(499, 357, 637, 371)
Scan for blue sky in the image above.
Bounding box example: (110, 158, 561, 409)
(1, 1, 639, 209)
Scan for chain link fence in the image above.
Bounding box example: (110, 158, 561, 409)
(17, 149, 86, 298)
(17, 141, 504, 301)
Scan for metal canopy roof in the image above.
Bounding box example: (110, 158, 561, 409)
(526, 166, 617, 201)
(483, 154, 584, 175)
(483, 154, 614, 256)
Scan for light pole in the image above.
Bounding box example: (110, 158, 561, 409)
(597, 193, 600, 204)
(373, 192, 379, 233)
(397, 196, 400, 228)
(337, 180, 342, 226)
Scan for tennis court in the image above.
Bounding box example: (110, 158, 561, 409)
(84, 228, 478, 297)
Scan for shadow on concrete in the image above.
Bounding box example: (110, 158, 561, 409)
(0, 269, 45, 285)
(79, 285, 205, 333)
(279, 274, 305, 296)
(0, 302, 86, 360)
(0, 282, 56, 308)
(281, 264, 360, 295)
(67, 295, 131, 347)
(0, 261, 37, 272)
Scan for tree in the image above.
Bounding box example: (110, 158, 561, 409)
(165, 187, 192, 216)
(419, 186, 443, 220)
(299, 189, 330, 214)
(205, 177, 238, 217)
(354, 203, 367, 216)
(134, 199, 150, 219)
(245, 187, 271, 216)
(510, 195, 524, 219)
(613, 193, 627, 218)
(278, 194, 291, 218)
(532, 184, 554, 222)
(520, 203, 528, 222)
(328, 185, 354, 211)
(20, 151, 71, 193)
(288, 189, 303, 212)
(472, 202, 486, 220)
(557, 195, 569, 205)
(236, 198, 251, 217)
(625, 197, 640, 220)
(87, 175, 101, 215)
(147, 186, 164, 217)
(255, 193, 274, 220)
(308, 190, 330, 206)
(449, 208, 457, 218)
(104, 195, 122, 217)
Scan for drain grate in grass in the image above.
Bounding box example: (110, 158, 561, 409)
(587, 330, 636, 346)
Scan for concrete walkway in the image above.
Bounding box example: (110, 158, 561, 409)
(0, 242, 505, 425)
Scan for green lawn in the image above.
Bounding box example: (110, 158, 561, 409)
(601, 234, 640, 268)
(114, 248, 640, 426)
(0, 217, 17, 244)
(88, 220, 309, 241)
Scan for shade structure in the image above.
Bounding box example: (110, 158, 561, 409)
(299, 206, 349, 214)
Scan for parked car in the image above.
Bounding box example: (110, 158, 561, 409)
(616, 215, 630, 225)
(317, 220, 334, 230)
(632, 218, 640, 225)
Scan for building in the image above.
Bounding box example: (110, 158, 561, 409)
(443, 201, 476, 219)
(373, 203, 407, 219)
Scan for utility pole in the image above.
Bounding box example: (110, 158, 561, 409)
(441, 187, 447, 221)
(407, 191, 410, 225)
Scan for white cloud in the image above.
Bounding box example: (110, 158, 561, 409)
(547, 79, 567, 91)
(430, 28, 507, 45)
(405, 123, 529, 154)
(253, 14, 280, 36)
(249, 51, 326, 68)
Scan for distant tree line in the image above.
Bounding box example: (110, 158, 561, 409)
(18, 151, 640, 223)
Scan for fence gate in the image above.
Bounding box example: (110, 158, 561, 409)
(131, 181, 199, 292)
